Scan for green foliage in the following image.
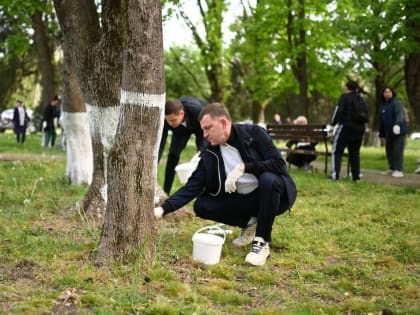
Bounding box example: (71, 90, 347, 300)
(164, 46, 210, 100)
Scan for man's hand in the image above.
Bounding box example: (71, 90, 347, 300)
(225, 163, 245, 193)
(392, 125, 400, 135)
(154, 206, 164, 219)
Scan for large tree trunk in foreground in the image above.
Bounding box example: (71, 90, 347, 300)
(54, 0, 122, 218)
(95, 0, 165, 265)
(405, 53, 420, 126)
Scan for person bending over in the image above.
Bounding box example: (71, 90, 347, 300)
(155, 103, 297, 266)
(158, 96, 207, 194)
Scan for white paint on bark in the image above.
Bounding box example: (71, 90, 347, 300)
(61, 112, 93, 185)
(120, 89, 165, 189)
(86, 103, 121, 203)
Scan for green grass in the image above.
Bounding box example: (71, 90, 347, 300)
(0, 133, 419, 314)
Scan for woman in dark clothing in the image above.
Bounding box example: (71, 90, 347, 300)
(42, 96, 60, 147)
(12, 99, 30, 144)
(330, 81, 368, 181)
(379, 87, 407, 178)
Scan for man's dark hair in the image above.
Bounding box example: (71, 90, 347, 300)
(345, 80, 359, 92)
(198, 103, 231, 122)
(165, 99, 183, 115)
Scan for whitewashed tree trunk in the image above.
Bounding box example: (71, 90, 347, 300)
(61, 112, 93, 184)
(95, 0, 165, 264)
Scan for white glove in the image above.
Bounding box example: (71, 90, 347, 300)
(224, 163, 245, 193)
(392, 125, 400, 135)
(154, 206, 164, 219)
(190, 152, 201, 164)
(42, 121, 47, 129)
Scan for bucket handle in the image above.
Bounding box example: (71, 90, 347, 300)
(194, 225, 227, 242)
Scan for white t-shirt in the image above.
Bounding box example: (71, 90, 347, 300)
(220, 143, 258, 194)
(18, 106, 25, 126)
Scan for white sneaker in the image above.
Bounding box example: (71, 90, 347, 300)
(245, 237, 270, 266)
(232, 221, 257, 247)
(391, 171, 404, 178)
(381, 170, 393, 176)
(415, 167, 420, 174)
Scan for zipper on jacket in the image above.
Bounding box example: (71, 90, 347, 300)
(206, 149, 222, 196)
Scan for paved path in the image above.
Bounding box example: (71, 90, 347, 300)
(1, 153, 418, 189)
(311, 162, 420, 189)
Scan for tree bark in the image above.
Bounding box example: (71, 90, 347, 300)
(287, 0, 308, 118)
(31, 10, 56, 103)
(95, 0, 165, 264)
(61, 37, 93, 185)
(405, 53, 420, 126)
(54, 0, 122, 217)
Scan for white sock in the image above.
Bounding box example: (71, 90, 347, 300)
(247, 217, 257, 226)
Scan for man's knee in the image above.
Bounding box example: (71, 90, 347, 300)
(259, 172, 286, 195)
(194, 197, 214, 219)
(259, 172, 278, 188)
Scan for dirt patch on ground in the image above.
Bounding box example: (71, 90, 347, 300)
(0, 153, 64, 161)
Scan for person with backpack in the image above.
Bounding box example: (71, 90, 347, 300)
(379, 86, 407, 178)
(330, 80, 368, 181)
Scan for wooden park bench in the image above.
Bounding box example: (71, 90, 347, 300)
(266, 123, 348, 175)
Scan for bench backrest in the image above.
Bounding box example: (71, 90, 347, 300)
(266, 124, 328, 142)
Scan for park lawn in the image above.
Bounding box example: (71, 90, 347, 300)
(0, 133, 419, 314)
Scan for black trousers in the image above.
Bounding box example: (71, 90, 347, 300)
(194, 172, 286, 242)
(16, 131, 26, 143)
(331, 126, 363, 180)
(164, 128, 193, 194)
(385, 134, 405, 172)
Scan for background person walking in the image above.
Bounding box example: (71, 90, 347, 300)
(41, 96, 60, 148)
(12, 99, 30, 144)
(330, 80, 368, 181)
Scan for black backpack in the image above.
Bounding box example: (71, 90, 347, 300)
(352, 94, 369, 124)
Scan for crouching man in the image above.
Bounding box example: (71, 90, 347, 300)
(154, 103, 297, 266)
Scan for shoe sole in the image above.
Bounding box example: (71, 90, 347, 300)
(245, 254, 270, 266)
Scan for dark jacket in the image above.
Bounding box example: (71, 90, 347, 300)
(331, 92, 366, 137)
(161, 124, 297, 215)
(42, 103, 59, 131)
(158, 96, 207, 159)
(12, 106, 30, 131)
(379, 97, 407, 137)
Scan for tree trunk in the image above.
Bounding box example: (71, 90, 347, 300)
(82, 135, 106, 217)
(95, 0, 165, 264)
(287, 0, 308, 118)
(31, 10, 56, 103)
(405, 53, 420, 126)
(54, 0, 122, 218)
(61, 42, 93, 185)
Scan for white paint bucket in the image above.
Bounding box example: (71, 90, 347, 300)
(192, 225, 226, 265)
(175, 160, 199, 184)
